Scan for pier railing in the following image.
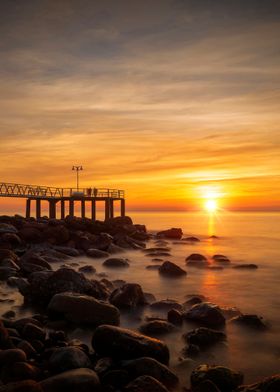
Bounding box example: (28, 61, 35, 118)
(0, 182, 124, 199)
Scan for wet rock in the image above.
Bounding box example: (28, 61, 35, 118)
(233, 264, 258, 269)
(0, 258, 20, 269)
(22, 323, 45, 342)
(86, 248, 110, 258)
(183, 327, 226, 348)
(20, 263, 48, 275)
(92, 325, 170, 365)
(43, 225, 70, 244)
(53, 246, 79, 257)
(0, 267, 18, 280)
(106, 243, 124, 254)
(122, 357, 179, 388)
(184, 296, 205, 307)
(159, 261, 187, 277)
(109, 283, 146, 308)
(2, 310, 16, 319)
(182, 236, 200, 242)
(150, 299, 183, 312)
(181, 343, 200, 359)
(157, 228, 183, 240)
(236, 375, 280, 392)
(78, 265, 96, 273)
(230, 314, 268, 330)
(167, 309, 183, 325)
(144, 292, 156, 303)
(0, 223, 18, 234)
(48, 346, 91, 373)
(48, 292, 120, 326)
(40, 368, 100, 392)
(212, 254, 230, 263)
(152, 258, 164, 262)
(191, 364, 244, 391)
(18, 227, 43, 243)
(103, 257, 130, 268)
(94, 357, 113, 375)
(17, 340, 36, 357)
(184, 302, 226, 327)
(186, 254, 209, 268)
(101, 369, 130, 388)
(0, 380, 43, 392)
(0, 249, 19, 263)
(20, 253, 52, 270)
(139, 320, 175, 336)
(0, 349, 27, 366)
(193, 379, 221, 392)
(125, 375, 169, 392)
(3, 361, 40, 382)
(143, 247, 171, 253)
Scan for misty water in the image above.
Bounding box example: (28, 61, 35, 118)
(1, 211, 279, 388)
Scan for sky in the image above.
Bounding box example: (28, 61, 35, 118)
(0, 0, 279, 212)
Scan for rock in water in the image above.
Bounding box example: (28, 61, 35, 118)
(191, 364, 244, 391)
(229, 314, 268, 330)
(103, 257, 130, 268)
(184, 302, 225, 327)
(92, 325, 170, 365)
(236, 375, 280, 392)
(159, 261, 187, 277)
(48, 292, 120, 326)
(40, 368, 100, 392)
(125, 375, 170, 392)
(48, 347, 91, 373)
(139, 320, 175, 336)
(156, 228, 183, 239)
(183, 327, 226, 348)
(185, 253, 209, 268)
(109, 283, 146, 308)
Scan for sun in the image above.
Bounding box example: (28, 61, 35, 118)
(205, 199, 217, 213)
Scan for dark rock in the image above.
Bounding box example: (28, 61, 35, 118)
(167, 309, 183, 325)
(182, 236, 200, 242)
(0, 223, 18, 234)
(48, 346, 91, 373)
(144, 292, 156, 303)
(185, 254, 209, 268)
(92, 325, 170, 365)
(0, 321, 13, 349)
(94, 357, 113, 375)
(146, 265, 161, 270)
(53, 246, 79, 257)
(236, 375, 280, 392)
(0, 249, 19, 263)
(184, 302, 225, 327)
(0, 258, 20, 269)
(0, 349, 27, 366)
(159, 261, 187, 277)
(18, 227, 43, 243)
(212, 254, 230, 263)
(43, 225, 70, 244)
(87, 249, 110, 258)
(184, 296, 205, 307)
(191, 364, 243, 391)
(193, 380, 221, 392)
(110, 283, 146, 308)
(101, 369, 129, 388)
(183, 327, 226, 348)
(48, 292, 120, 326)
(125, 375, 169, 392)
(139, 320, 175, 335)
(103, 257, 129, 268)
(0, 380, 43, 392)
(2, 310, 16, 319)
(40, 368, 100, 392)
(181, 343, 200, 358)
(157, 228, 183, 239)
(143, 247, 171, 253)
(4, 361, 40, 382)
(13, 317, 43, 333)
(150, 299, 183, 312)
(78, 265, 96, 273)
(230, 314, 268, 330)
(17, 340, 36, 358)
(0, 267, 17, 280)
(122, 357, 179, 388)
(22, 323, 46, 342)
(233, 264, 258, 269)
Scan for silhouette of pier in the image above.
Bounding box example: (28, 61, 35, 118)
(0, 182, 125, 220)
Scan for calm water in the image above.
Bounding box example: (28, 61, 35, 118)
(1, 211, 279, 388)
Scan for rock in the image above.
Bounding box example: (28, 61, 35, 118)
(106, 243, 124, 254)
(0, 380, 43, 392)
(17, 340, 36, 357)
(0, 322, 14, 349)
(101, 369, 130, 388)
(43, 225, 70, 244)
(236, 375, 280, 392)
(230, 314, 268, 330)
(144, 292, 156, 303)
(0, 349, 27, 366)
(184, 295, 205, 307)
(5, 361, 40, 382)
(19, 227, 43, 243)
(212, 254, 230, 263)
(0, 267, 17, 280)
(167, 309, 183, 325)
(22, 323, 46, 342)
(103, 257, 130, 268)
(48, 347, 91, 373)
(0, 258, 20, 269)
(183, 327, 226, 348)
(182, 236, 200, 242)
(146, 265, 161, 270)
(181, 343, 200, 359)
(184, 302, 225, 327)
(159, 261, 187, 277)
(191, 364, 243, 391)
(78, 265, 96, 273)
(139, 320, 175, 335)
(150, 299, 183, 312)
(0, 223, 18, 234)
(13, 317, 43, 333)
(2, 310, 16, 319)
(233, 264, 258, 269)
(185, 254, 209, 268)
(86, 249, 110, 258)
(48, 292, 120, 326)
(94, 357, 113, 374)
(157, 228, 183, 239)
(53, 246, 79, 257)
(0, 249, 19, 263)
(193, 380, 221, 392)
(40, 368, 100, 392)
(109, 283, 146, 308)
(122, 357, 179, 389)
(92, 325, 170, 365)
(125, 375, 169, 392)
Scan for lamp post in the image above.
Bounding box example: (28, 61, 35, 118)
(72, 165, 83, 191)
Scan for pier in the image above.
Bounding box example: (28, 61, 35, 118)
(0, 182, 125, 220)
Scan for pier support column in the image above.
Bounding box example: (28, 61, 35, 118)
(49, 200, 56, 219)
(61, 200, 65, 220)
(91, 200, 96, 221)
(109, 199, 114, 218)
(81, 199, 86, 218)
(26, 199, 31, 218)
(120, 199, 125, 217)
(36, 199, 41, 219)
(105, 199, 110, 220)
(69, 200, 74, 217)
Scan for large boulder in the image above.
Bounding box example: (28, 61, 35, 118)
(156, 228, 183, 239)
(109, 283, 146, 308)
(103, 257, 130, 268)
(183, 327, 226, 348)
(229, 314, 268, 330)
(0, 349, 27, 366)
(48, 347, 91, 373)
(185, 254, 209, 268)
(184, 302, 225, 327)
(191, 364, 244, 391)
(92, 325, 170, 365)
(236, 375, 280, 392)
(40, 368, 100, 392)
(125, 375, 169, 392)
(48, 292, 120, 326)
(159, 261, 187, 277)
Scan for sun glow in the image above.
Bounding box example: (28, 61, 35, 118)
(205, 199, 218, 213)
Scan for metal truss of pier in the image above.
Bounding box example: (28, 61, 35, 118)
(0, 182, 125, 220)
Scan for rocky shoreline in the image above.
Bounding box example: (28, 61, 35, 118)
(0, 215, 279, 392)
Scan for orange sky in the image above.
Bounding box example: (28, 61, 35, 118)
(0, 0, 279, 212)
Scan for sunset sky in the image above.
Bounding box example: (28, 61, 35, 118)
(0, 0, 279, 212)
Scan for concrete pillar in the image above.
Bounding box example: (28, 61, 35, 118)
(26, 199, 31, 218)
(49, 200, 56, 219)
(81, 199, 86, 218)
(121, 199, 125, 217)
(36, 199, 41, 219)
(105, 199, 110, 220)
(91, 199, 96, 221)
(69, 199, 74, 217)
(109, 199, 114, 218)
(61, 200, 65, 219)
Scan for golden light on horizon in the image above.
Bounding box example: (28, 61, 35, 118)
(205, 199, 218, 213)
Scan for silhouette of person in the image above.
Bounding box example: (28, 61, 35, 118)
(87, 187, 92, 196)
(93, 188, 98, 197)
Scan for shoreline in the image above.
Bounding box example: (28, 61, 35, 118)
(0, 214, 279, 392)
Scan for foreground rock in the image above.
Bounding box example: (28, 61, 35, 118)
(191, 364, 244, 391)
(230, 314, 268, 330)
(183, 327, 226, 348)
(139, 320, 175, 336)
(125, 375, 169, 392)
(109, 283, 146, 308)
(184, 302, 225, 327)
(156, 228, 183, 239)
(236, 375, 280, 391)
(150, 299, 183, 312)
(92, 325, 170, 364)
(0, 380, 43, 392)
(40, 368, 100, 392)
(103, 257, 130, 268)
(48, 347, 91, 373)
(233, 264, 258, 269)
(48, 292, 120, 326)
(159, 261, 187, 277)
(185, 254, 209, 268)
